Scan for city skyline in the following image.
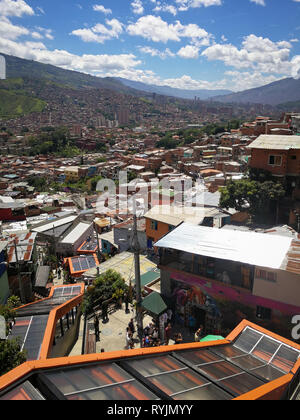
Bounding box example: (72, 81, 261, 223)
(0, 0, 300, 93)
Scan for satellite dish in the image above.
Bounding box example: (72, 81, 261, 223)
(0, 315, 6, 339)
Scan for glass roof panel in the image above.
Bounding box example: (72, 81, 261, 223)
(126, 355, 185, 377)
(251, 336, 281, 363)
(0, 381, 44, 400)
(271, 345, 300, 373)
(172, 383, 232, 401)
(228, 355, 267, 371)
(66, 381, 157, 400)
(250, 365, 285, 382)
(177, 349, 223, 366)
(210, 344, 247, 359)
(8, 315, 49, 361)
(196, 360, 243, 381)
(220, 372, 264, 396)
(46, 363, 133, 395)
(148, 368, 209, 396)
(233, 328, 263, 353)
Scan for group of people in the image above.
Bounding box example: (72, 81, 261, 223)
(124, 312, 206, 349)
(142, 322, 161, 347)
(125, 318, 136, 349)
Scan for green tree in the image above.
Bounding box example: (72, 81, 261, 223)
(82, 269, 128, 315)
(0, 338, 27, 376)
(7, 296, 22, 310)
(220, 179, 285, 224)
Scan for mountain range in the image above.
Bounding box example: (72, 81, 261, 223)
(115, 77, 232, 100)
(210, 77, 300, 106)
(1, 52, 300, 108)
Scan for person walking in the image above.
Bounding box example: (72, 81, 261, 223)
(124, 293, 130, 314)
(194, 326, 203, 342)
(164, 323, 172, 345)
(128, 318, 135, 334)
(167, 308, 173, 324)
(102, 302, 109, 323)
(125, 327, 131, 349)
(94, 315, 100, 342)
(129, 332, 135, 349)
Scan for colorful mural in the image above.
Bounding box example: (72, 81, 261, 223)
(167, 268, 300, 341)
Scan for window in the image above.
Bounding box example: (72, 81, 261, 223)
(151, 220, 158, 231)
(256, 269, 277, 283)
(268, 155, 282, 166)
(290, 155, 297, 160)
(256, 306, 272, 320)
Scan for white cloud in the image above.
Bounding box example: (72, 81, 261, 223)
(177, 44, 199, 58)
(175, 0, 222, 11)
(93, 4, 112, 14)
(127, 15, 211, 44)
(131, 0, 144, 15)
(71, 19, 123, 44)
(36, 27, 54, 40)
(202, 34, 293, 74)
(0, 0, 34, 17)
(153, 3, 178, 15)
(0, 34, 141, 74)
(139, 46, 175, 59)
(0, 16, 29, 39)
(250, 0, 266, 6)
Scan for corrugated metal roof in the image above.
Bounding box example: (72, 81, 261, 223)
(247, 135, 300, 150)
(154, 223, 292, 270)
(60, 222, 91, 244)
(3, 232, 37, 263)
(32, 215, 77, 233)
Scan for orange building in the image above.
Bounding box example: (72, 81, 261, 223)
(144, 205, 205, 248)
(248, 135, 300, 177)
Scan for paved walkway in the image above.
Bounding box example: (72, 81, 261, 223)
(68, 302, 200, 356)
(69, 303, 155, 355)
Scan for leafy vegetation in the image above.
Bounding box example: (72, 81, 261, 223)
(0, 88, 46, 119)
(156, 121, 243, 149)
(27, 126, 81, 157)
(0, 338, 27, 376)
(219, 175, 285, 224)
(82, 269, 129, 315)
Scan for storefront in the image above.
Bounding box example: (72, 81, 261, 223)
(167, 277, 222, 336)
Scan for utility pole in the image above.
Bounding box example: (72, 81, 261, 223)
(14, 240, 25, 303)
(93, 221, 102, 263)
(132, 200, 143, 347)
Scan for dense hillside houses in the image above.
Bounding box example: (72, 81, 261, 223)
(1, 85, 300, 401)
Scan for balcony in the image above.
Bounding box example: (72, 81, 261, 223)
(159, 249, 254, 291)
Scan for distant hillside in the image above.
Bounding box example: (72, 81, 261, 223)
(1, 53, 140, 95)
(276, 99, 300, 112)
(0, 84, 46, 119)
(116, 77, 232, 100)
(211, 77, 300, 106)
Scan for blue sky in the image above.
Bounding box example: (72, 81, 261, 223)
(1, 0, 300, 92)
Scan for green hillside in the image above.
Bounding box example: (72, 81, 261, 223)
(1, 53, 140, 94)
(0, 88, 46, 119)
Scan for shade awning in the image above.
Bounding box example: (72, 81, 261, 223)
(139, 269, 160, 288)
(141, 292, 167, 316)
(200, 335, 224, 342)
(34, 266, 51, 288)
